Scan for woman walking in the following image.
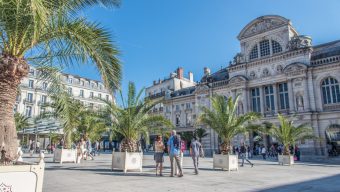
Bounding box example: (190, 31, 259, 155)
(154, 135, 165, 176)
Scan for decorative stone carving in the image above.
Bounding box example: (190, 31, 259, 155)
(287, 35, 312, 50)
(262, 68, 270, 77)
(296, 95, 304, 111)
(232, 53, 245, 64)
(249, 71, 256, 79)
(244, 19, 285, 37)
(238, 101, 244, 115)
(276, 65, 283, 73)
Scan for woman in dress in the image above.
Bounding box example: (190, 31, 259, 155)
(154, 135, 165, 176)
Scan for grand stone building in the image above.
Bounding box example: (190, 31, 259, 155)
(146, 15, 340, 156)
(16, 66, 114, 139)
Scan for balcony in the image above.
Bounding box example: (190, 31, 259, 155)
(38, 101, 47, 106)
(148, 92, 165, 100)
(24, 99, 35, 104)
(323, 104, 340, 111)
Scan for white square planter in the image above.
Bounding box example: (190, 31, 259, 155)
(213, 154, 238, 172)
(112, 151, 143, 173)
(53, 148, 77, 164)
(0, 161, 45, 192)
(278, 155, 294, 165)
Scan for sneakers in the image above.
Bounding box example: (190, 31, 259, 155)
(251, 164, 254, 167)
(178, 173, 183, 177)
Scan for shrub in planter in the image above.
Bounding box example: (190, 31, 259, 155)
(197, 95, 259, 171)
(105, 82, 173, 172)
(268, 114, 317, 166)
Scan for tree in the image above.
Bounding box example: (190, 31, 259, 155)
(194, 128, 208, 142)
(0, 0, 121, 158)
(14, 113, 30, 131)
(75, 110, 107, 142)
(105, 82, 173, 152)
(198, 95, 259, 154)
(268, 114, 316, 155)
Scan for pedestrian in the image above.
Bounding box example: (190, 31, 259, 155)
(240, 143, 254, 167)
(167, 130, 183, 177)
(261, 145, 266, 160)
(85, 138, 94, 160)
(175, 139, 185, 175)
(154, 135, 165, 176)
(36, 140, 41, 153)
(190, 136, 202, 174)
(295, 145, 301, 161)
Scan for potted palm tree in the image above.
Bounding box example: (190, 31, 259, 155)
(198, 95, 259, 171)
(0, 1, 121, 191)
(106, 82, 173, 173)
(269, 114, 316, 165)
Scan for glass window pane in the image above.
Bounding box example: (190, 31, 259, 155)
(260, 40, 270, 57)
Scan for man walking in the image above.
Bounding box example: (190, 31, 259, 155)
(190, 136, 202, 174)
(240, 143, 254, 167)
(167, 130, 183, 177)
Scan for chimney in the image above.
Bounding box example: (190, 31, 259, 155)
(188, 72, 194, 82)
(177, 67, 183, 79)
(153, 80, 156, 85)
(204, 67, 211, 76)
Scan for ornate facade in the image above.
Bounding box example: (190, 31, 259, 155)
(147, 15, 340, 156)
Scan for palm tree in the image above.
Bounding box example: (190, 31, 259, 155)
(198, 95, 260, 154)
(105, 82, 173, 152)
(14, 113, 30, 131)
(194, 128, 208, 143)
(76, 110, 107, 142)
(0, 0, 121, 158)
(39, 89, 84, 148)
(269, 114, 316, 155)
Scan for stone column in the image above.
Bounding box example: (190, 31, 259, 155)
(259, 86, 265, 115)
(273, 83, 278, 114)
(307, 70, 316, 111)
(303, 77, 310, 111)
(287, 79, 295, 113)
(243, 88, 249, 113)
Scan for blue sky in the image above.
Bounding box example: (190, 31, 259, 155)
(66, 0, 340, 98)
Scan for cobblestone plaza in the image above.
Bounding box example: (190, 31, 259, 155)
(38, 154, 340, 192)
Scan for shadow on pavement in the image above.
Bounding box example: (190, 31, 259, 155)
(257, 174, 340, 192)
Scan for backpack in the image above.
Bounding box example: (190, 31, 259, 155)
(173, 135, 181, 150)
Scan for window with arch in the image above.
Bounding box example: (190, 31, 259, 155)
(249, 39, 283, 60)
(260, 40, 270, 57)
(321, 77, 340, 104)
(249, 45, 258, 60)
(272, 40, 282, 54)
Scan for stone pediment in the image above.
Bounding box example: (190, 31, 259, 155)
(283, 62, 308, 76)
(228, 75, 248, 84)
(238, 15, 290, 40)
(193, 84, 209, 94)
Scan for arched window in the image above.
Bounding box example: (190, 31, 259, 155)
(260, 40, 270, 57)
(321, 77, 340, 104)
(272, 40, 282, 54)
(249, 45, 258, 60)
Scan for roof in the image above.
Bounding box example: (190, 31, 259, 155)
(311, 40, 340, 60)
(201, 68, 229, 83)
(171, 86, 196, 98)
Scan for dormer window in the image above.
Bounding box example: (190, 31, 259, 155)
(260, 40, 270, 57)
(272, 40, 282, 54)
(249, 45, 258, 60)
(249, 40, 283, 61)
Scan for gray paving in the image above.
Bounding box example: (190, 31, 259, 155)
(34, 153, 340, 192)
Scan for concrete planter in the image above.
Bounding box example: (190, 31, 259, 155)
(278, 155, 294, 165)
(0, 159, 45, 192)
(112, 151, 143, 173)
(213, 154, 238, 172)
(53, 148, 77, 164)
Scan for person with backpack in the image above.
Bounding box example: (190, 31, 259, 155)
(190, 136, 202, 174)
(167, 130, 183, 177)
